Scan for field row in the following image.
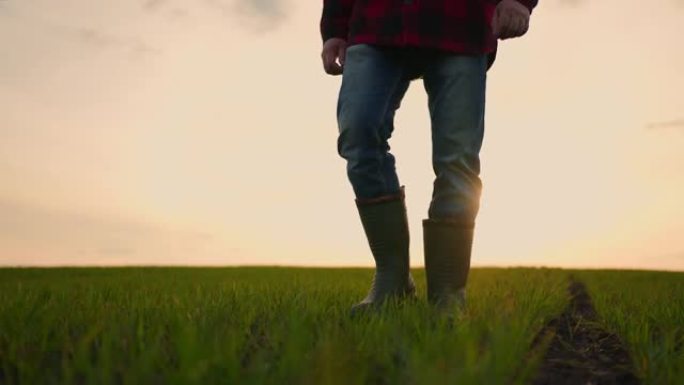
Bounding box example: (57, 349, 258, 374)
(0, 268, 682, 385)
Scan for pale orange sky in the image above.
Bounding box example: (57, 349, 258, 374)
(1, 0, 683, 269)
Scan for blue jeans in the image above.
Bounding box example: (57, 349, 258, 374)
(336, 44, 487, 222)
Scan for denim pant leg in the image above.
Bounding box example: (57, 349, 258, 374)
(422, 54, 488, 222)
(336, 44, 412, 200)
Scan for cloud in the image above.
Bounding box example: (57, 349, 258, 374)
(70, 26, 160, 55)
(141, 0, 188, 19)
(72, 27, 121, 47)
(0, 4, 160, 55)
(142, 0, 169, 11)
(645, 118, 684, 131)
(140, 0, 288, 31)
(558, 0, 585, 6)
(0, 0, 11, 14)
(233, 0, 286, 20)
(203, 0, 290, 33)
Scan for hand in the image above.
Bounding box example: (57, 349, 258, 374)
(321, 38, 347, 76)
(491, 0, 530, 40)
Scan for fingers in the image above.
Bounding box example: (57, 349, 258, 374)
(520, 16, 530, 35)
(321, 48, 343, 75)
(511, 13, 529, 38)
(498, 11, 513, 39)
(497, 13, 529, 39)
(493, 0, 531, 40)
(321, 39, 346, 75)
(338, 44, 347, 67)
(512, 13, 528, 37)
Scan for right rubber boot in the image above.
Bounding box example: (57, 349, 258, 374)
(423, 218, 474, 313)
(351, 188, 416, 315)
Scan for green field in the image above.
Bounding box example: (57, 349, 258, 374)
(579, 270, 684, 385)
(0, 267, 682, 385)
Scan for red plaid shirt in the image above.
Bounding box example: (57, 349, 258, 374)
(320, 0, 537, 67)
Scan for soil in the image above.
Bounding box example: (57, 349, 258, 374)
(529, 279, 641, 385)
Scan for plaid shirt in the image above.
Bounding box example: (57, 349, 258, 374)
(320, 0, 537, 66)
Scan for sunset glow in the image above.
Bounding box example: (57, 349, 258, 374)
(1, 0, 682, 269)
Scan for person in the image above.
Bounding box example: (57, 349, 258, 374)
(320, 0, 537, 314)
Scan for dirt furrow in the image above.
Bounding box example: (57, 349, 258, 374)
(529, 279, 641, 385)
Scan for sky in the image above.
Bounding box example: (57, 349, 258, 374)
(0, 0, 683, 269)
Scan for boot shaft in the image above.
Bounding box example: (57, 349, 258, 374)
(356, 189, 410, 274)
(423, 219, 474, 305)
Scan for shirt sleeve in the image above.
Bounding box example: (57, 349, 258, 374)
(320, 0, 356, 43)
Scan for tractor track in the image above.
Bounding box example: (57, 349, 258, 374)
(528, 278, 641, 385)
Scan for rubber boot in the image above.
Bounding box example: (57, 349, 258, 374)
(351, 188, 416, 314)
(423, 218, 474, 312)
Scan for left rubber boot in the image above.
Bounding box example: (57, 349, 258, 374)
(350, 189, 416, 315)
(423, 218, 474, 312)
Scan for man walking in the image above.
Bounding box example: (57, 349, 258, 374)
(320, 0, 537, 314)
